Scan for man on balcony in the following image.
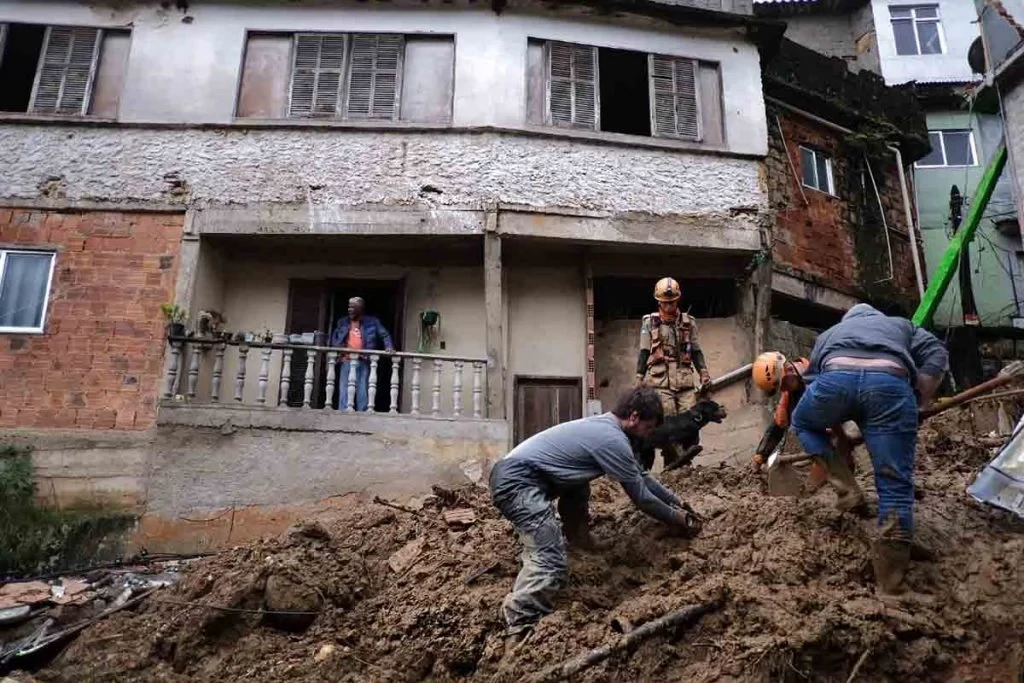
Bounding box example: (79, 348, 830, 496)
(329, 297, 395, 411)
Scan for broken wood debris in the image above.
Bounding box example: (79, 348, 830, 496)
(526, 595, 725, 682)
(387, 537, 426, 574)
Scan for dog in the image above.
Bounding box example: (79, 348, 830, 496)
(631, 398, 728, 472)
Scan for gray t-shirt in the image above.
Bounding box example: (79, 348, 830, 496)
(490, 413, 682, 524)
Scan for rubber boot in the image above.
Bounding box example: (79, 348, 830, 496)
(815, 455, 868, 516)
(873, 511, 912, 596)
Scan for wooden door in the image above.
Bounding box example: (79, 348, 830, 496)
(284, 279, 328, 407)
(514, 377, 583, 445)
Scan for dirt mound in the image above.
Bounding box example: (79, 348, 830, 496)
(32, 409, 1024, 682)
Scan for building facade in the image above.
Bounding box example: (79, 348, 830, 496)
(0, 0, 780, 548)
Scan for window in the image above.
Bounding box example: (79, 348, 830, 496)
(800, 146, 835, 195)
(891, 5, 944, 56)
(526, 39, 724, 145)
(916, 130, 977, 167)
(0, 23, 129, 117)
(0, 250, 56, 333)
(236, 32, 454, 123)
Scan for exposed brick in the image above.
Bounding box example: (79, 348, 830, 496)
(0, 209, 182, 431)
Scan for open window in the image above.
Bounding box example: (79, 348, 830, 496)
(526, 39, 723, 145)
(237, 32, 454, 123)
(0, 23, 129, 117)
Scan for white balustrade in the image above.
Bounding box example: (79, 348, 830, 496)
(162, 339, 485, 420)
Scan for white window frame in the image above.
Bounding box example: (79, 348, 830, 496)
(799, 145, 836, 196)
(915, 129, 979, 168)
(889, 4, 946, 56)
(0, 249, 57, 334)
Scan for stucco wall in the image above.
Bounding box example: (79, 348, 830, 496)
(0, 1, 767, 155)
(594, 315, 765, 465)
(0, 127, 765, 219)
(506, 266, 587, 410)
(870, 0, 979, 85)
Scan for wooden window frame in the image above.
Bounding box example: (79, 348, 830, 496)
(0, 249, 57, 335)
(287, 32, 404, 121)
(648, 53, 703, 142)
(28, 25, 103, 116)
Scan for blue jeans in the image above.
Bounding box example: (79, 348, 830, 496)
(791, 370, 918, 537)
(338, 359, 370, 411)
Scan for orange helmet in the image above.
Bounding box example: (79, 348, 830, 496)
(654, 277, 681, 302)
(753, 351, 787, 393)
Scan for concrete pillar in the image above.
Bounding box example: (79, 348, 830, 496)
(173, 208, 202, 315)
(484, 217, 506, 419)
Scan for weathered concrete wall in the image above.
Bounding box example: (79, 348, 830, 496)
(507, 265, 587, 411)
(767, 318, 819, 360)
(0, 209, 182, 430)
(783, 15, 857, 64)
(0, 1, 767, 155)
(150, 406, 507, 514)
(766, 104, 919, 312)
(0, 127, 765, 220)
(594, 315, 766, 465)
(1, 428, 152, 510)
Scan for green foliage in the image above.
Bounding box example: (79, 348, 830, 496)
(160, 303, 187, 323)
(0, 445, 134, 577)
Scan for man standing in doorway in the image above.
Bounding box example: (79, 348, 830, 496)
(329, 297, 395, 411)
(635, 277, 713, 469)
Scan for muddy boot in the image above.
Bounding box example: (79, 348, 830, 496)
(872, 538, 911, 596)
(502, 626, 534, 657)
(816, 456, 869, 517)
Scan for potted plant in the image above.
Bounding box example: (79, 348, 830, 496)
(160, 303, 187, 338)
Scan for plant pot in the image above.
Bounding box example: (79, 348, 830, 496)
(168, 323, 186, 338)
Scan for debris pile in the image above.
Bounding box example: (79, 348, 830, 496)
(5, 409, 1024, 681)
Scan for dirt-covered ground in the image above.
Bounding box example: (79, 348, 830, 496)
(29, 409, 1024, 682)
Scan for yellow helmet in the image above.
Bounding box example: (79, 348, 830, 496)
(753, 351, 787, 393)
(654, 277, 681, 302)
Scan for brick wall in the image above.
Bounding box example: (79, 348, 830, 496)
(766, 105, 921, 312)
(0, 209, 182, 430)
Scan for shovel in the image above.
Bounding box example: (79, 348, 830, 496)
(764, 361, 1024, 497)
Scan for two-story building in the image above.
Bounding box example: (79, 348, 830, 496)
(0, 0, 784, 548)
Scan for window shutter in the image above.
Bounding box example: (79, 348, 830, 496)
(30, 26, 101, 115)
(547, 42, 598, 130)
(649, 55, 702, 141)
(289, 34, 347, 118)
(346, 34, 403, 120)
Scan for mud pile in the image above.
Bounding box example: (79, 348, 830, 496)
(33, 410, 1024, 682)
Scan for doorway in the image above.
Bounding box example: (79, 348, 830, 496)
(514, 376, 583, 445)
(284, 277, 405, 412)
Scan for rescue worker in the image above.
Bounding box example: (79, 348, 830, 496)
(489, 388, 701, 649)
(635, 277, 712, 469)
(752, 352, 863, 511)
(790, 304, 948, 596)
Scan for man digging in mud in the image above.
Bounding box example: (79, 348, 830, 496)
(489, 388, 702, 651)
(790, 303, 948, 597)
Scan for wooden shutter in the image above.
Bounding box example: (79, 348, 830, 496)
(649, 55, 702, 141)
(345, 34, 403, 120)
(547, 41, 598, 130)
(289, 33, 347, 118)
(30, 26, 101, 115)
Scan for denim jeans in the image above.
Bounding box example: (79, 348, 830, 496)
(338, 359, 370, 411)
(791, 370, 918, 537)
(490, 479, 570, 634)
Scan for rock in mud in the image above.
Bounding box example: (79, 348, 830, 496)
(263, 574, 322, 633)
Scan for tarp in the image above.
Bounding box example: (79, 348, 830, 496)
(967, 412, 1024, 517)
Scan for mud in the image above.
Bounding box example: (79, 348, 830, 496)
(31, 409, 1024, 682)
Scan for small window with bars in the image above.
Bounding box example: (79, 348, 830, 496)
(288, 33, 404, 121)
(530, 40, 718, 144)
(0, 23, 129, 117)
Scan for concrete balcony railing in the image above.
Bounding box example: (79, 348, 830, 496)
(163, 338, 487, 419)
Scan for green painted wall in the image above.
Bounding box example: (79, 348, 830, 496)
(914, 109, 1024, 329)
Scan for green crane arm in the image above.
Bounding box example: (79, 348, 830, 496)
(912, 145, 1008, 328)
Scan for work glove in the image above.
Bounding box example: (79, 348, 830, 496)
(699, 369, 711, 385)
(671, 503, 703, 538)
